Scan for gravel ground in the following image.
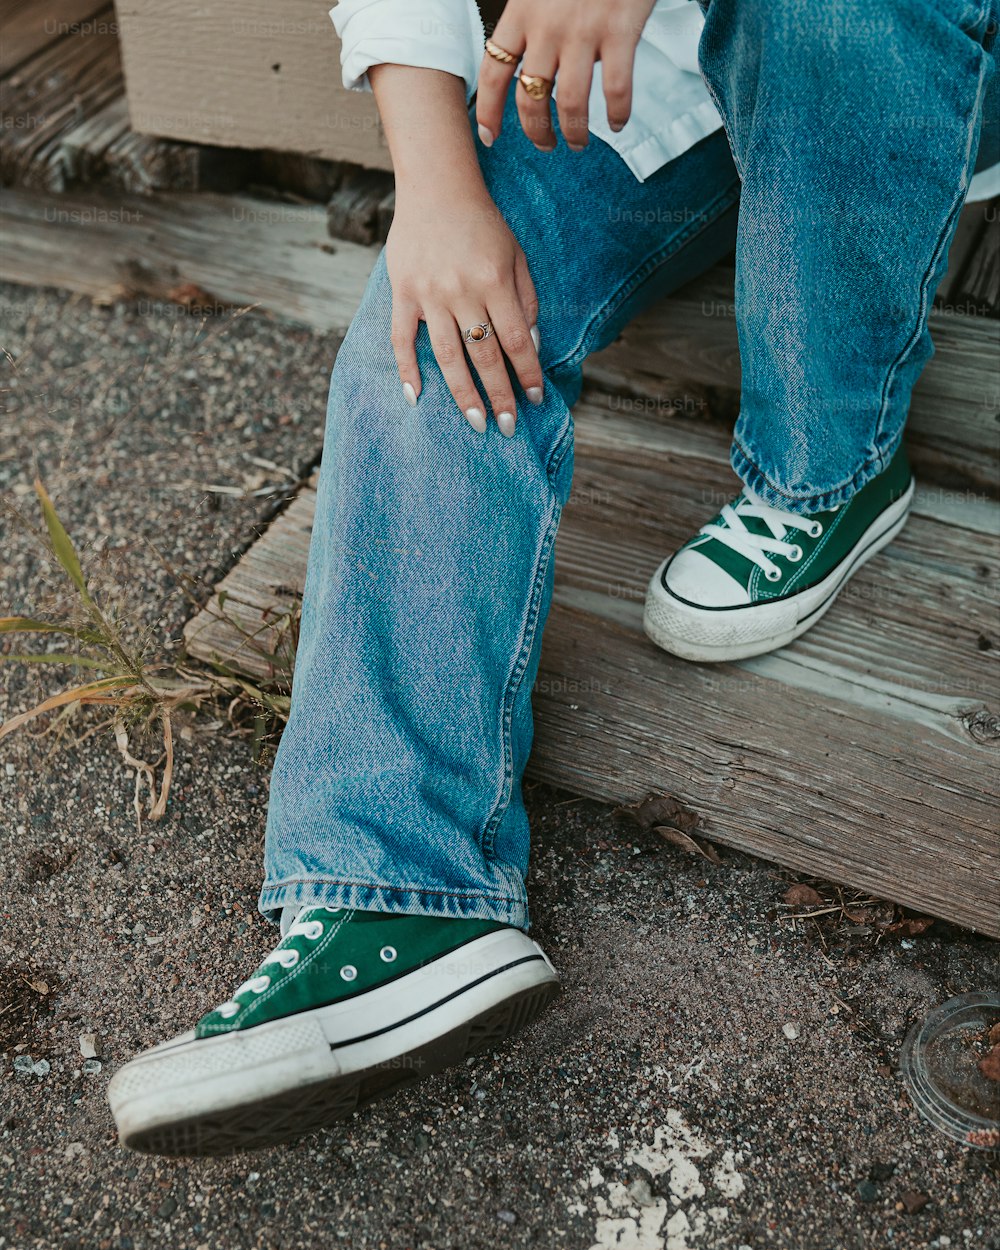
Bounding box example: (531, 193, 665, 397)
(1, 281, 998, 1250)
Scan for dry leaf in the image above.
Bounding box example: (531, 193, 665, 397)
(618, 792, 701, 835)
(784, 884, 825, 908)
(168, 281, 216, 309)
(882, 916, 935, 938)
(977, 1044, 1000, 1083)
(986, 1022, 1000, 1046)
(899, 1191, 929, 1214)
(653, 825, 722, 865)
(26, 980, 49, 996)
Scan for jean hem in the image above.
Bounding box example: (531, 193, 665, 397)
(730, 434, 901, 514)
(258, 874, 531, 932)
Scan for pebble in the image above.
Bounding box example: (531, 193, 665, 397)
(783, 1023, 800, 1040)
(497, 1210, 518, 1225)
(13, 1056, 34, 1074)
(856, 1181, 879, 1203)
(81, 1059, 103, 1076)
(79, 1033, 101, 1059)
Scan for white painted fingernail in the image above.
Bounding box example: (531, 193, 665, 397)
(402, 381, 418, 407)
(526, 386, 544, 405)
(465, 406, 487, 432)
(477, 124, 494, 148)
(529, 324, 540, 352)
(497, 411, 516, 437)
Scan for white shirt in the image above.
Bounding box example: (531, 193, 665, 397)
(330, 0, 997, 199)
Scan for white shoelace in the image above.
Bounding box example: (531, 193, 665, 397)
(212, 912, 331, 1019)
(700, 489, 830, 582)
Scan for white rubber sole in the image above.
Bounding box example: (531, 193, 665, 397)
(107, 927, 559, 1157)
(643, 481, 914, 663)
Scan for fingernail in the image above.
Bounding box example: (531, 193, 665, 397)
(526, 386, 544, 405)
(567, 142, 585, 152)
(497, 411, 516, 437)
(402, 381, 418, 407)
(529, 324, 540, 352)
(465, 406, 487, 432)
(477, 123, 494, 148)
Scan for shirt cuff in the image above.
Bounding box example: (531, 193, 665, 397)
(330, 0, 485, 103)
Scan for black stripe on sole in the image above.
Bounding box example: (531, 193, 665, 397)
(330, 954, 548, 1049)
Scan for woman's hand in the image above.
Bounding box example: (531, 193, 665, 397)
(476, 0, 656, 154)
(370, 63, 543, 435)
(386, 184, 542, 436)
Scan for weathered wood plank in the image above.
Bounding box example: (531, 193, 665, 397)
(531, 603, 998, 937)
(115, 0, 391, 169)
(0, 187, 379, 327)
(58, 95, 251, 194)
(0, 0, 110, 76)
(0, 7, 122, 191)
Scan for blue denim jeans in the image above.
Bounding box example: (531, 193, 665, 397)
(699, 0, 998, 509)
(262, 0, 996, 930)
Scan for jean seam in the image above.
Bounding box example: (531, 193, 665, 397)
(480, 492, 562, 862)
(732, 437, 900, 508)
(545, 179, 741, 378)
(545, 415, 575, 486)
(261, 875, 521, 903)
(870, 66, 987, 461)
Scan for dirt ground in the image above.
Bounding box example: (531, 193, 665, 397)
(1, 282, 998, 1250)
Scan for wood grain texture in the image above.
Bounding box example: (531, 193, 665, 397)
(0, 186, 379, 326)
(114, 0, 391, 168)
(0, 0, 110, 76)
(0, 6, 123, 191)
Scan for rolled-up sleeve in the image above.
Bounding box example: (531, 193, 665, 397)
(330, 0, 486, 102)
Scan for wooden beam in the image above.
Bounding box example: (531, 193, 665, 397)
(0, 6, 123, 191)
(0, 0, 110, 76)
(115, 0, 391, 169)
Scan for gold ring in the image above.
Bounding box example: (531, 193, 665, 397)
(484, 39, 517, 66)
(462, 321, 494, 344)
(518, 72, 553, 101)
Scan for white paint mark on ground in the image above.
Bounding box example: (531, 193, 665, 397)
(581, 1114, 746, 1250)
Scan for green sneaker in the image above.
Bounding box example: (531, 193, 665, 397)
(644, 445, 914, 662)
(107, 907, 559, 1157)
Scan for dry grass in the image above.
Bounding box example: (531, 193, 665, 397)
(0, 479, 297, 829)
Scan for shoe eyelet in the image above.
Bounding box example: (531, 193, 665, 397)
(304, 920, 324, 940)
(808, 522, 823, 538)
(340, 965, 358, 982)
(379, 945, 397, 963)
(218, 1003, 240, 1018)
(249, 975, 271, 994)
(324, 906, 341, 915)
(787, 545, 803, 562)
(765, 568, 782, 582)
(280, 949, 300, 969)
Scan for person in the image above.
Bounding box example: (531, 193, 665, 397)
(107, 0, 998, 1155)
